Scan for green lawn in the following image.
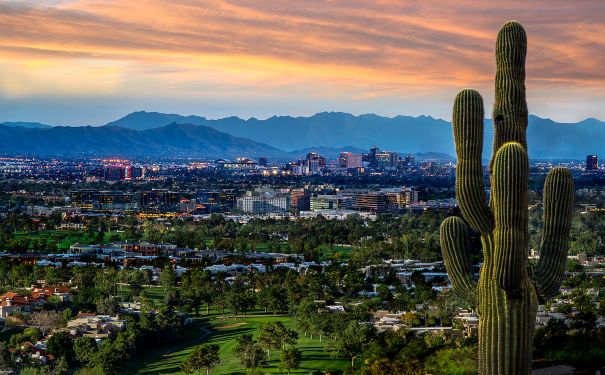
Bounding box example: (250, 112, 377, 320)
(117, 285, 168, 305)
(125, 314, 349, 374)
(11, 230, 129, 251)
(317, 244, 354, 261)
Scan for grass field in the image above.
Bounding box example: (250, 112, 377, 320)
(117, 285, 168, 305)
(11, 230, 128, 251)
(125, 314, 349, 374)
(317, 244, 354, 261)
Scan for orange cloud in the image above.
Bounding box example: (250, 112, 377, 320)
(0, 0, 603, 123)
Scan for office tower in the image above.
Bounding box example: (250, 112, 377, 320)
(586, 155, 598, 172)
(339, 152, 362, 169)
(101, 159, 131, 181)
(237, 193, 290, 214)
(197, 191, 222, 212)
(70, 190, 99, 209)
(219, 190, 238, 211)
(355, 192, 389, 213)
(369, 146, 379, 168)
(305, 152, 326, 174)
(291, 189, 311, 212)
(310, 195, 346, 211)
(375, 151, 398, 170)
(138, 190, 181, 212)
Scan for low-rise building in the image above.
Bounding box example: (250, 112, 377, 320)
(31, 287, 71, 302)
(66, 313, 126, 339)
(237, 191, 290, 214)
(0, 292, 45, 317)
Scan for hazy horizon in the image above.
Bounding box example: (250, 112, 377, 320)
(3, 110, 604, 128)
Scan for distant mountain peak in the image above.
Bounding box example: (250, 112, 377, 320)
(106, 111, 207, 131)
(579, 117, 604, 126)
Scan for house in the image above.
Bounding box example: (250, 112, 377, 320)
(20, 341, 53, 364)
(58, 222, 86, 231)
(0, 292, 45, 317)
(325, 305, 346, 313)
(66, 313, 126, 339)
(373, 310, 407, 332)
(535, 311, 568, 327)
(453, 310, 479, 337)
(31, 287, 71, 302)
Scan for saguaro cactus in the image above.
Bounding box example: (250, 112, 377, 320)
(440, 21, 574, 375)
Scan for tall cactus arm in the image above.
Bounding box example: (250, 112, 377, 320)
(440, 216, 476, 303)
(452, 89, 494, 234)
(533, 168, 574, 302)
(492, 142, 529, 297)
(491, 21, 528, 168)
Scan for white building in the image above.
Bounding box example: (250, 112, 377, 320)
(237, 193, 290, 214)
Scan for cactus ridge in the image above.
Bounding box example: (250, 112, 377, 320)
(440, 21, 574, 375)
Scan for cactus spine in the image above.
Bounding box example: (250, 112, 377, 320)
(440, 21, 574, 375)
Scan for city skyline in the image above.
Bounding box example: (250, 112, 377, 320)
(1, 1, 604, 125)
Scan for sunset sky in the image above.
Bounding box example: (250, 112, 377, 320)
(0, 0, 604, 125)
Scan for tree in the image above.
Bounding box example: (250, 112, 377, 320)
(329, 320, 373, 368)
(74, 367, 105, 375)
(0, 342, 13, 370)
(127, 270, 149, 297)
(180, 344, 221, 375)
(424, 347, 477, 375)
(224, 284, 246, 319)
(19, 369, 47, 375)
(295, 298, 316, 337)
(309, 310, 331, 341)
(280, 346, 301, 375)
(258, 285, 287, 315)
(29, 310, 62, 335)
(258, 321, 298, 357)
(46, 331, 73, 359)
(9, 327, 42, 348)
(61, 308, 73, 326)
(96, 296, 122, 315)
(94, 341, 123, 375)
(234, 334, 267, 372)
(53, 355, 70, 375)
(361, 357, 423, 375)
(160, 265, 177, 291)
(74, 336, 98, 366)
(376, 284, 391, 302)
(343, 269, 365, 298)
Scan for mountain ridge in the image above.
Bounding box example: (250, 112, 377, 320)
(106, 111, 605, 159)
(0, 122, 286, 158)
(0, 121, 52, 129)
(2, 111, 605, 159)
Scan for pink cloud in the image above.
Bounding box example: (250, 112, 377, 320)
(0, 0, 603, 122)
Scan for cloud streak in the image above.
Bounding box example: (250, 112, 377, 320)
(0, 0, 603, 124)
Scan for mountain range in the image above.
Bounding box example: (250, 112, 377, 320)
(1, 111, 604, 159)
(0, 123, 285, 158)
